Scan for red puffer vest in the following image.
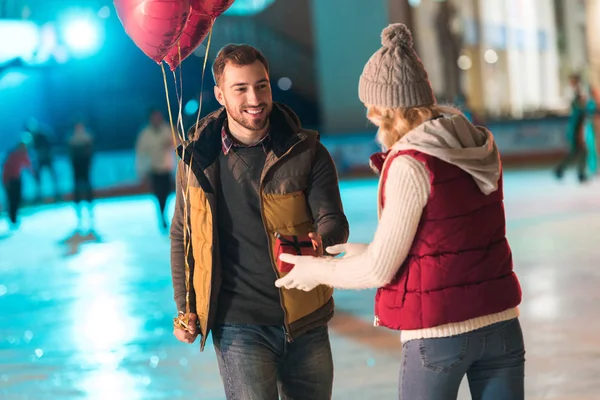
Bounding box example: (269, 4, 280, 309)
(370, 149, 522, 330)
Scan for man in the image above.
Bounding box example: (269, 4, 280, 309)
(170, 44, 349, 399)
(25, 118, 59, 202)
(136, 109, 175, 230)
(68, 121, 95, 233)
(435, 0, 462, 102)
(555, 73, 588, 182)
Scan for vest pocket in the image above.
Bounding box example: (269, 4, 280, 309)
(188, 186, 207, 209)
(188, 187, 212, 241)
(399, 266, 410, 307)
(378, 271, 409, 309)
(317, 285, 333, 306)
(263, 190, 330, 323)
(262, 191, 312, 234)
(187, 186, 213, 327)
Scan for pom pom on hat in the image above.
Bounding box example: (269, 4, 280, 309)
(381, 23, 413, 48)
(359, 23, 435, 109)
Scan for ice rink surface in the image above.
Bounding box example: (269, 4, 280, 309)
(1, 169, 599, 399)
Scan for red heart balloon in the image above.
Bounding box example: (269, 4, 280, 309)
(197, 0, 235, 18)
(164, 6, 214, 71)
(114, 0, 191, 63)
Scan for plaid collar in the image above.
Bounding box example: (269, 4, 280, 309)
(221, 120, 271, 155)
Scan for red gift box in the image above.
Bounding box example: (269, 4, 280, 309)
(274, 232, 317, 273)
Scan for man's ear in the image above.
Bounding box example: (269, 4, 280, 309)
(214, 85, 225, 106)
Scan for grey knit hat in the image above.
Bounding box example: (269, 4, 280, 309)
(359, 23, 436, 108)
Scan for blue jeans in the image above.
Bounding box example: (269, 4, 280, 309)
(212, 324, 333, 400)
(399, 319, 525, 400)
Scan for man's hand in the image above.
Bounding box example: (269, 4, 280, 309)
(308, 232, 323, 257)
(173, 313, 199, 344)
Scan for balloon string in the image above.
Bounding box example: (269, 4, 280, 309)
(163, 55, 192, 316)
(194, 27, 213, 133)
(172, 45, 185, 143)
(172, 70, 184, 142)
(178, 45, 184, 139)
(172, 85, 185, 144)
(161, 63, 178, 150)
(180, 27, 214, 320)
(163, 27, 215, 321)
(172, 46, 193, 316)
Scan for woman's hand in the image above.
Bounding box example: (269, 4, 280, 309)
(326, 242, 369, 258)
(275, 254, 333, 291)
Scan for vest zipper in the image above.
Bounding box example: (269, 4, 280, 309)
(201, 194, 215, 352)
(258, 136, 306, 343)
(285, 332, 294, 343)
(374, 288, 382, 327)
(260, 184, 293, 343)
(178, 154, 213, 351)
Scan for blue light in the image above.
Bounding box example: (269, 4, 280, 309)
(0, 20, 39, 64)
(277, 77, 292, 91)
(0, 71, 28, 90)
(224, 0, 275, 16)
(97, 6, 111, 19)
(63, 18, 101, 55)
(184, 100, 199, 116)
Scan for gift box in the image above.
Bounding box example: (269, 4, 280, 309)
(274, 232, 317, 273)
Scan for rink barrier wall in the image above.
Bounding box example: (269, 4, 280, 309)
(0, 116, 570, 204)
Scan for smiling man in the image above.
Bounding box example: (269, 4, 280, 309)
(169, 44, 349, 399)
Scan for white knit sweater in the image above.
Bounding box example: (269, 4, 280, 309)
(310, 154, 518, 342)
(135, 123, 176, 175)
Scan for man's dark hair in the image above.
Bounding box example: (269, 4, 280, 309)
(148, 108, 162, 117)
(569, 73, 581, 83)
(212, 44, 269, 86)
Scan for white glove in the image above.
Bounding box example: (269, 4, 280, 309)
(326, 242, 369, 258)
(275, 253, 336, 292)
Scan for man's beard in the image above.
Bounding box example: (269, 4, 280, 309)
(228, 101, 271, 131)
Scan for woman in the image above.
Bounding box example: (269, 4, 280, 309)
(275, 24, 524, 400)
(2, 141, 31, 228)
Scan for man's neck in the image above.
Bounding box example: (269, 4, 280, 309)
(227, 120, 270, 146)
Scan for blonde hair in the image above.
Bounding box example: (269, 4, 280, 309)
(366, 104, 463, 149)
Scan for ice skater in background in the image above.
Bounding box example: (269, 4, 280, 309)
(583, 85, 598, 176)
(2, 141, 32, 228)
(135, 109, 175, 231)
(25, 118, 61, 201)
(275, 24, 525, 400)
(554, 73, 588, 182)
(68, 122, 95, 233)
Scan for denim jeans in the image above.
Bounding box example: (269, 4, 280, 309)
(399, 319, 525, 400)
(212, 324, 333, 400)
